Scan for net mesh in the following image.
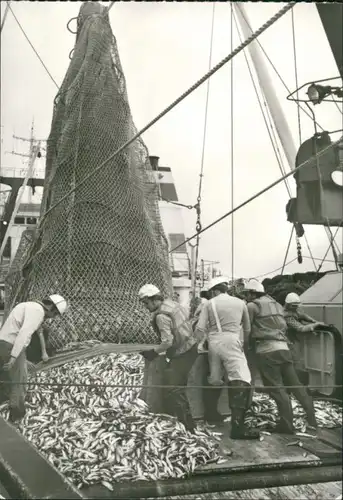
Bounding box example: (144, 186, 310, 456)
(5, 2, 172, 348)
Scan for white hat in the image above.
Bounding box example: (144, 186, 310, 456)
(208, 276, 229, 291)
(49, 294, 68, 315)
(285, 292, 301, 304)
(243, 280, 265, 293)
(138, 284, 161, 300)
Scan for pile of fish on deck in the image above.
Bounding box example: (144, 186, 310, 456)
(0, 344, 341, 491)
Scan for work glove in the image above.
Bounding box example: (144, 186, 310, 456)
(140, 349, 158, 361)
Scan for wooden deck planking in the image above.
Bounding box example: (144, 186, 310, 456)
(197, 424, 319, 471)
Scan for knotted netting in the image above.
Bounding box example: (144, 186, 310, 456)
(5, 2, 172, 348)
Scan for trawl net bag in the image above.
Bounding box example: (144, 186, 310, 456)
(5, 2, 172, 348)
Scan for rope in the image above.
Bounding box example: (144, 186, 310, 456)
(194, 2, 216, 292)
(0, 380, 342, 391)
(170, 132, 341, 252)
(38, 3, 295, 226)
(6, 2, 59, 89)
(230, 4, 234, 283)
(291, 9, 302, 146)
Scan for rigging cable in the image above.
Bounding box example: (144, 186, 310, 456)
(232, 10, 316, 272)
(281, 225, 295, 275)
(6, 2, 59, 89)
(194, 1, 216, 294)
(291, 9, 302, 146)
(0, 2, 10, 34)
(230, 4, 234, 283)
(291, 9, 318, 270)
(39, 3, 295, 225)
(317, 225, 342, 273)
(170, 139, 340, 252)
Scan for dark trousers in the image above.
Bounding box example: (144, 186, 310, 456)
(163, 344, 198, 431)
(256, 349, 317, 431)
(0, 340, 27, 421)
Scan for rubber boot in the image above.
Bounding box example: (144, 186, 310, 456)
(203, 387, 224, 424)
(228, 382, 259, 440)
(230, 407, 260, 440)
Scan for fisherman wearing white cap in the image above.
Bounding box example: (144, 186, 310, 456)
(243, 281, 317, 434)
(0, 294, 68, 422)
(195, 277, 259, 439)
(283, 292, 325, 384)
(138, 284, 198, 433)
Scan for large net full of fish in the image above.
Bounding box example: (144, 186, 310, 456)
(4, 2, 172, 348)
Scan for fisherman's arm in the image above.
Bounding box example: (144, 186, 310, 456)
(247, 302, 259, 349)
(10, 308, 45, 360)
(154, 314, 174, 354)
(241, 304, 251, 346)
(285, 315, 321, 333)
(194, 303, 209, 345)
(38, 329, 49, 362)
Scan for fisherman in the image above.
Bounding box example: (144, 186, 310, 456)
(0, 294, 68, 422)
(195, 277, 259, 439)
(191, 285, 224, 425)
(284, 292, 326, 385)
(138, 284, 198, 433)
(243, 281, 318, 434)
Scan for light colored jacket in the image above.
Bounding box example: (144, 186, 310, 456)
(0, 302, 45, 359)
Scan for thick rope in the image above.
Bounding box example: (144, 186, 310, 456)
(39, 3, 295, 226)
(170, 139, 341, 252)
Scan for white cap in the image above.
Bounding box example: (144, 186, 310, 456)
(49, 294, 68, 315)
(285, 292, 301, 304)
(138, 284, 160, 300)
(208, 276, 229, 291)
(243, 280, 265, 293)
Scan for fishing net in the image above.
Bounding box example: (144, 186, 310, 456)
(5, 2, 172, 348)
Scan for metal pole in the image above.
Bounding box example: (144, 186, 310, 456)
(0, 143, 39, 260)
(234, 3, 297, 170)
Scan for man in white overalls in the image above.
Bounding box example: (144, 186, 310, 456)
(195, 277, 259, 440)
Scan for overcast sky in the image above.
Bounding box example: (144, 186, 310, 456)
(1, 1, 342, 281)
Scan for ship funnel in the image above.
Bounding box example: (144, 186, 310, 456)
(149, 156, 160, 171)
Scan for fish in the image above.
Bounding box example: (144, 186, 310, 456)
(0, 348, 341, 491)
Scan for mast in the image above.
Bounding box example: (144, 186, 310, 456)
(316, 4, 343, 79)
(233, 3, 297, 170)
